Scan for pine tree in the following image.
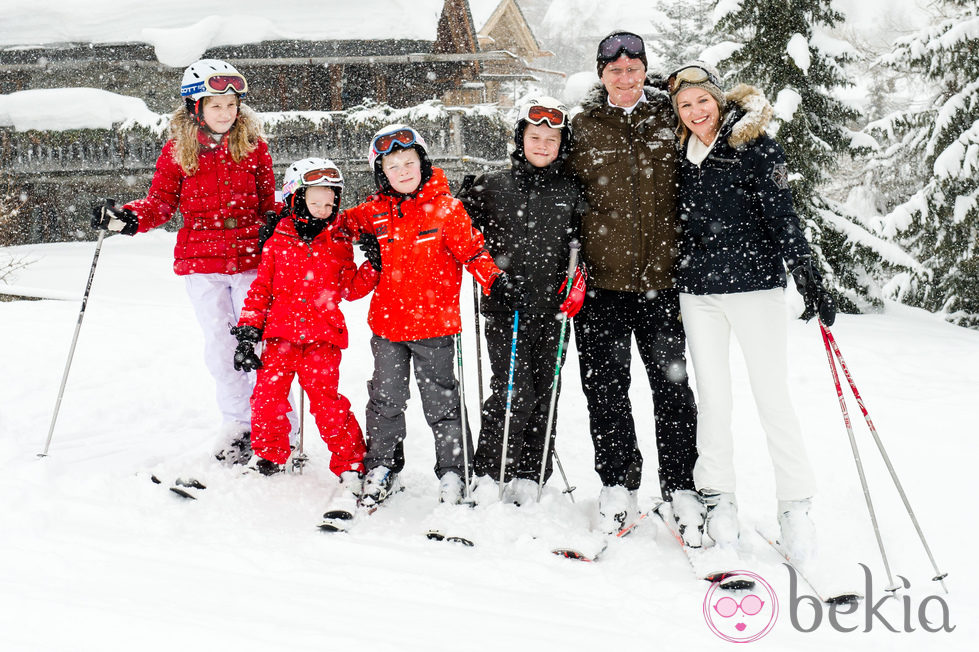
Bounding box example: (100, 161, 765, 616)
(873, 1, 979, 327)
(714, 0, 907, 311)
(649, 0, 717, 66)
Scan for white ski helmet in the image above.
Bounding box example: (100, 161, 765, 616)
(282, 157, 344, 208)
(515, 96, 571, 133)
(180, 59, 248, 101)
(367, 124, 429, 170)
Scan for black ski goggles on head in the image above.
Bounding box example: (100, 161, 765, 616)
(667, 65, 722, 94)
(597, 32, 645, 62)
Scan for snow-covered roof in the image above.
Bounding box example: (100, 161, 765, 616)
(468, 0, 504, 30)
(0, 0, 448, 67)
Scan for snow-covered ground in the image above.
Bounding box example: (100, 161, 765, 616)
(0, 232, 975, 651)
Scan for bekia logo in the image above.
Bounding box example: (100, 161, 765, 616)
(703, 571, 778, 643)
(702, 565, 955, 642)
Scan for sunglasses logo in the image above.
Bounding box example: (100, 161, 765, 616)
(703, 571, 778, 643)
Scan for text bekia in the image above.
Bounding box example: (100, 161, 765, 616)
(787, 564, 954, 633)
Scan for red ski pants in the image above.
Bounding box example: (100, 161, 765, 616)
(250, 338, 365, 474)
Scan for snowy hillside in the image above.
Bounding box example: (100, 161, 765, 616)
(0, 233, 974, 650)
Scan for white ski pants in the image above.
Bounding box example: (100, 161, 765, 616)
(680, 289, 816, 501)
(184, 271, 297, 437)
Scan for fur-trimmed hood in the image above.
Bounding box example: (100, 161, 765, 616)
(577, 74, 671, 115)
(720, 84, 774, 149)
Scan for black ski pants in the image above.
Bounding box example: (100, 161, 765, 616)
(573, 287, 698, 496)
(474, 312, 569, 484)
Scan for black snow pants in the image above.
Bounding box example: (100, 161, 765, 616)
(573, 287, 698, 497)
(474, 312, 569, 484)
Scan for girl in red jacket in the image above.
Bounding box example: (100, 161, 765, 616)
(91, 59, 296, 463)
(342, 124, 521, 508)
(233, 159, 377, 507)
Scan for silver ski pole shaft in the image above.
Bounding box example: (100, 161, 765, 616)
(819, 322, 899, 592)
(550, 446, 576, 503)
(292, 389, 308, 474)
(822, 323, 948, 593)
(39, 230, 107, 458)
(497, 309, 520, 501)
(472, 278, 485, 410)
(455, 332, 474, 504)
(537, 241, 580, 502)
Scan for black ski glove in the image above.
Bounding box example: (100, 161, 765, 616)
(91, 198, 139, 236)
(359, 233, 382, 271)
(489, 272, 527, 310)
(230, 325, 263, 372)
(790, 257, 836, 326)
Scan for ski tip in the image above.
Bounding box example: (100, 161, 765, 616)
(317, 522, 349, 533)
(321, 510, 354, 521)
(169, 486, 197, 500)
(552, 548, 595, 562)
(426, 530, 474, 547)
(825, 593, 863, 605)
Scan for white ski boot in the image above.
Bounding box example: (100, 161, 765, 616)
(360, 465, 401, 510)
(598, 485, 637, 535)
(670, 489, 706, 547)
(318, 470, 363, 532)
(504, 478, 539, 507)
(438, 471, 465, 505)
(701, 490, 739, 548)
(470, 475, 500, 505)
(778, 497, 816, 563)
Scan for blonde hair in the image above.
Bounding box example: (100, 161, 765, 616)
(168, 100, 265, 175)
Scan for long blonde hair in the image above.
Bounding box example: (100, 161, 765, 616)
(168, 101, 265, 175)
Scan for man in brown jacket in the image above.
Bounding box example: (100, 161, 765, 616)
(566, 31, 703, 541)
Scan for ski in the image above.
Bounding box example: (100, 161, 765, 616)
(653, 500, 755, 591)
(425, 529, 475, 547)
(317, 509, 357, 533)
(552, 542, 607, 562)
(151, 474, 206, 500)
(754, 527, 863, 604)
(550, 508, 653, 562)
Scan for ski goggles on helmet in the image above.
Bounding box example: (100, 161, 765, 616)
(181, 73, 249, 98)
(522, 104, 568, 129)
(371, 128, 419, 158)
(667, 65, 721, 95)
(303, 166, 342, 184)
(597, 32, 645, 62)
(713, 595, 765, 618)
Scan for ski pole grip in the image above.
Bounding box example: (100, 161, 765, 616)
(567, 239, 580, 274)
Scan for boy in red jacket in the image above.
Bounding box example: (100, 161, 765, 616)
(233, 158, 377, 515)
(343, 124, 523, 507)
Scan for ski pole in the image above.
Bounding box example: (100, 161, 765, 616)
(292, 389, 309, 474)
(497, 309, 520, 501)
(821, 322, 948, 593)
(819, 321, 899, 592)
(472, 278, 485, 412)
(455, 332, 474, 504)
(39, 229, 107, 458)
(550, 446, 577, 503)
(537, 241, 580, 502)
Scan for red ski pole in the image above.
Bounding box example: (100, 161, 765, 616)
(821, 322, 948, 593)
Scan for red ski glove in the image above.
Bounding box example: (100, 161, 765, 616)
(558, 265, 587, 318)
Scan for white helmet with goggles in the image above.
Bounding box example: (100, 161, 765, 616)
(515, 96, 571, 134)
(282, 157, 344, 207)
(180, 59, 248, 101)
(367, 124, 429, 170)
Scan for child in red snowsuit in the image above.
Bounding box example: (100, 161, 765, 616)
(234, 158, 377, 480)
(342, 124, 522, 507)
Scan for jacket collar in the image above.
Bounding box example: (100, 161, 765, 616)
(578, 74, 671, 117)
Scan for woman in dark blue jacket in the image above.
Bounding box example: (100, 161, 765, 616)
(668, 61, 835, 562)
